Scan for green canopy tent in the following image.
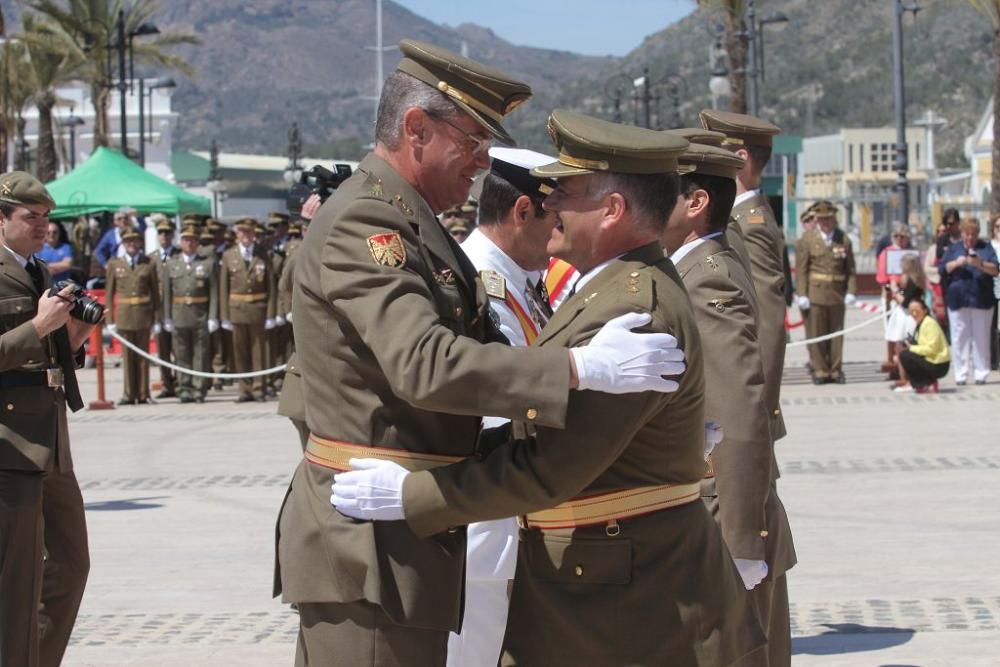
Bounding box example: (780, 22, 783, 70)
(46, 147, 211, 219)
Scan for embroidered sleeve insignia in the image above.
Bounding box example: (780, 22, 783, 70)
(367, 232, 407, 268)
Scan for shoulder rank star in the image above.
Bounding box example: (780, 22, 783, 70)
(708, 298, 733, 313)
(367, 232, 406, 268)
(433, 267, 456, 286)
(370, 179, 384, 198)
(706, 256, 719, 271)
(480, 270, 506, 299)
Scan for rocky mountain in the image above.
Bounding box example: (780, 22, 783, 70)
(2, 0, 994, 167)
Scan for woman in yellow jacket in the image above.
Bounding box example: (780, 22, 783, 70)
(895, 298, 951, 393)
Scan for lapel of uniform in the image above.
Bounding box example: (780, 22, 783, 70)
(0, 246, 38, 295)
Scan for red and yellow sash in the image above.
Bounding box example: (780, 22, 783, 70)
(504, 292, 539, 344)
(544, 258, 577, 309)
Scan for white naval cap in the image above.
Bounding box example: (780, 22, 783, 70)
(488, 147, 557, 197)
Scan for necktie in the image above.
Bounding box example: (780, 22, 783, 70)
(25, 260, 45, 294)
(524, 278, 552, 329)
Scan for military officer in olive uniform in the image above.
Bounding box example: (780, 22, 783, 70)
(163, 226, 218, 403)
(795, 200, 857, 384)
(0, 172, 95, 667)
(266, 212, 292, 394)
(149, 217, 178, 398)
(663, 141, 796, 667)
(106, 229, 159, 405)
(333, 110, 764, 666)
(220, 219, 276, 402)
(700, 110, 788, 444)
(276, 43, 684, 666)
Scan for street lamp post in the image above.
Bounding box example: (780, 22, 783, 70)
(743, 0, 788, 116)
(104, 10, 159, 158)
(892, 0, 920, 228)
(283, 122, 303, 186)
(604, 73, 639, 125)
(206, 139, 227, 218)
(137, 76, 175, 167)
(57, 108, 85, 170)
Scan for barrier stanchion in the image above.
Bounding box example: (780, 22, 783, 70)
(88, 323, 114, 410)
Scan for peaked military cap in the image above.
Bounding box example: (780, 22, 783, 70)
(179, 225, 199, 239)
(267, 211, 289, 225)
(288, 224, 303, 237)
(488, 146, 557, 198)
(155, 220, 175, 234)
(234, 217, 258, 231)
(666, 127, 727, 147)
(0, 171, 56, 209)
(810, 200, 838, 218)
(120, 228, 142, 242)
(532, 110, 689, 177)
(698, 109, 781, 147)
(182, 213, 206, 227)
(799, 208, 815, 224)
(396, 39, 532, 146)
(200, 230, 215, 242)
(676, 142, 746, 179)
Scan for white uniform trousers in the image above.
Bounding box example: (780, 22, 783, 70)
(949, 307, 993, 382)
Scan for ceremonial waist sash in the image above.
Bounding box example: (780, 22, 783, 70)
(229, 293, 267, 303)
(173, 295, 209, 305)
(808, 272, 845, 282)
(305, 434, 465, 472)
(117, 296, 151, 305)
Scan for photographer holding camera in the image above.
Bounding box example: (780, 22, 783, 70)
(0, 172, 98, 666)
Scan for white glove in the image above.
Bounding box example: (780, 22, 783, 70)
(704, 420, 723, 460)
(797, 295, 810, 311)
(264, 318, 276, 330)
(844, 293, 857, 306)
(163, 319, 175, 333)
(106, 323, 117, 335)
(331, 458, 409, 521)
(570, 312, 685, 394)
(286, 312, 293, 323)
(221, 320, 234, 331)
(151, 323, 162, 336)
(734, 558, 768, 590)
(207, 319, 219, 334)
(275, 314, 286, 327)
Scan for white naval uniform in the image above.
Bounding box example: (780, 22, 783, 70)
(451, 228, 544, 667)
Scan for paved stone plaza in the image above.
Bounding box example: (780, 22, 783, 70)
(61, 302, 997, 666)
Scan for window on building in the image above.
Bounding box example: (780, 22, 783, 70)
(915, 143, 920, 167)
(848, 144, 854, 172)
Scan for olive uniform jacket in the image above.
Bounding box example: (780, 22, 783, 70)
(163, 253, 219, 328)
(219, 244, 276, 325)
(403, 244, 764, 666)
(275, 153, 570, 633)
(106, 255, 159, 331)
(732, 193, 787, 441)
(276, 239, 301, 318)
(0, 248, 83, 472)
(726, 217, 753, 273)
(674, 237, 796, 580)
(795, 227, 857, 306)
(150, 246, 176, 322)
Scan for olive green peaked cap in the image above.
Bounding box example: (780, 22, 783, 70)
(0, 171, 56, 209)
(397, 39, 532, 146)
(532, 110, 689, 178)
(666, 127, 728, 147)
(675, 142, 746, 179)
(698, 109, 781, 147)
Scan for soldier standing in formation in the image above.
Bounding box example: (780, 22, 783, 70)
(663, 138, 796, 667)
(795, 200, 857, 384)
(163, 225, 219, 403)
(149, 216, 178, 399)
(219, 219, 275, 403)
(275, 41, 682, 665)
(106, 229, 159, 405)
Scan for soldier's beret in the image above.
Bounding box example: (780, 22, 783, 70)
(674, 141, 746, 179)
(0, 171, 56, 209)
(699, 110, 781, 148)
(488, 147, 557, 198)
(532, 109, 689, 177)
(396, 39, 532, 146)
(665, 127, 727, 147)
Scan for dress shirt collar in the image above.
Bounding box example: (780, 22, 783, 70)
(574, 256, 622, 294)
(2, 244, 31, 268)
(733, 189, 760, 208)
(240, 242, 255, 259)
(183, 252, 197, 264)
(669, 231, 723, 265)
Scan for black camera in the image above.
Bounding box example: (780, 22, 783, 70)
(287, 163, 353, 216)
(51, 280, 105, 325)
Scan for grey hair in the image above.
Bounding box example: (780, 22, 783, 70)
(892, 222, 911, 237)
(374, 71, 461, 150)
(585, 171, 680, 233)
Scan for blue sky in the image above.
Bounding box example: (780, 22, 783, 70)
(394, 0, 697, 57)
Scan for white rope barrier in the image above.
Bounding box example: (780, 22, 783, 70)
(107, 329, 288, 379)
(786, 311, 887, 348)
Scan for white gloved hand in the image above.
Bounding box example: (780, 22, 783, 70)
(151, 322, 162, 336)
(275, 314, 286, 327)
(106, 323, 117, 335)
(221, 320, 234, 331)
(797, 295, 811, 311)
(734, 558, 768, 590)
(264, 318, 276, 330)
(844, 293, 857, 306)
(286, 312, 293, 323)
(163, 319, 175, 333)
(331, 458, 409, 521)
(704, 420, 723, 460)
(570, 312, 685, 394)
(207, 318, 219, 334)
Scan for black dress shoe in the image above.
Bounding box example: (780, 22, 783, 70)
(117, 398, 135, 406)
(213, 382, 224, 392)
(137, 397, 156, 405)
(235, 395, 256, 403)
(179, 395, 195, 404)
(156, 389, 177, 399)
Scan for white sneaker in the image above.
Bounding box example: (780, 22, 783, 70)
(892, 384, 913, 393)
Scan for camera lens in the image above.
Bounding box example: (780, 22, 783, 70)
(75, 298, 105, 325)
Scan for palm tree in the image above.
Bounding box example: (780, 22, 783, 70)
(698, 0, 749, 114)
(0, 40, 37, 172)
(29, 0, 198, 150)
(969, 0, 1000, 215)
(17, 14, 83, 181)
(1, 3, 10, 171)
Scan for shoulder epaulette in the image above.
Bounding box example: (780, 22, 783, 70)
(480, 270, 506, 299)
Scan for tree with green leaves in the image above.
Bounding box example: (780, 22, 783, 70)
(698, 0, 748, 114)
(29, 0, 198, 150)
(0, 40, 36, 172)
(968, 0, 1000, 215)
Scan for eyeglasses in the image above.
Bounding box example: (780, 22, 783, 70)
(429, 113, 492, 157)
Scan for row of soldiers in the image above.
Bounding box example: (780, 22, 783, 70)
(104, 213, 305, 404)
